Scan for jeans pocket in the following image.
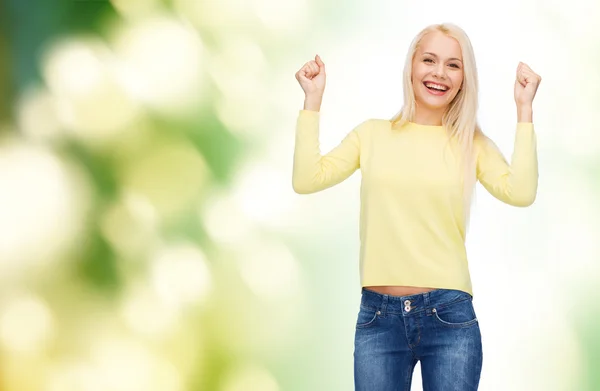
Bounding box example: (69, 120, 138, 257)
(356, 305, 381, 329)
(432, 299, 478, 328)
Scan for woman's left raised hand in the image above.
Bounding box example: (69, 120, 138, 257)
(514, 62, 542, 108)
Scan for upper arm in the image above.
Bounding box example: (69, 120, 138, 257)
(292, 113, 369, 194)
(475, 125, 538, 207)
(475, 133, 510, 189)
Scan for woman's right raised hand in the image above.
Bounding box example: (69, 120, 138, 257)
(295, 54, 326, 97)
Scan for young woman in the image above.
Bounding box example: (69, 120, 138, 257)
(292, 23, 541, 390)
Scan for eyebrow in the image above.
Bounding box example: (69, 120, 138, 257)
(422, 52, 463, 63)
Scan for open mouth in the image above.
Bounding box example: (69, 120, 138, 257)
(423, 81, 449, 95)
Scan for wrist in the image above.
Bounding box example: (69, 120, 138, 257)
(304, 94, 323, 111)
(517, 105, 533, 122)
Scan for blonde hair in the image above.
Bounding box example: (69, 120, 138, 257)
(390, 23, 483, 228)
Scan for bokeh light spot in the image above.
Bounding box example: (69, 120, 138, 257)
(220, 364, 280, 391)
(202, 191, 253, 245)
(120, 281, 179, 338)
(112, 16, 205, 115)
(121, 142, 210, 218)
(0, 143, 88, 278)
(237, 240, 301, 299)
(42, 38, 141, 144)
(0, 295, 54, 354)
(151, 243, 212, 309)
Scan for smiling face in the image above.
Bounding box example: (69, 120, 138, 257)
(411, 30, 464, 117)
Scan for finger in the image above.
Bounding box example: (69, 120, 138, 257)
(519, 62, 541, 82)
(520, 62, 534, 73)
(525, 71, 541, 84)
(309, 61, 319, 75)
(517, 63, 533, 83)
(301, 65, 314, 79)
(315, 54, 325, 70)
(516, 70, 527, 87)
(521, 70, 536, 82)
(303, 61, 315, 70)
(521, 69, 541, 85)
(296, 70, 310, 83)
(304, 62, 314, 76)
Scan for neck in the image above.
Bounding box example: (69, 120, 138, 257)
(413, 104, 445, 126)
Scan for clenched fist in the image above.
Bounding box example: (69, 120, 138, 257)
(514, 62, 541, 108)
(295, 54, 326, 97)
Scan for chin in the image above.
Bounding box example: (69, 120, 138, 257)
(418, 97, 451, 111)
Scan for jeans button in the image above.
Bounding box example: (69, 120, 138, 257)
(404, 300, 411, 306)
(404, 306, 411, 312)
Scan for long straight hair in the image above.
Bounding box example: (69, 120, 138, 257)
(390, 23, 483, 228)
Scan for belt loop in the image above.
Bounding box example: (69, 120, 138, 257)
(381, 294, 389, 316)
(423, 292, 430, 309)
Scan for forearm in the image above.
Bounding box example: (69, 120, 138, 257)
(478, 123, 538, 207)
(292, 111, 323, 193)
(292, 110, 362, 194)
(517, 105, 533, 123)
(303, 94, 323, 112)
(508, 123, 538, 204)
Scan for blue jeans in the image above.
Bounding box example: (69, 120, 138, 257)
(354, 288, 483, 390)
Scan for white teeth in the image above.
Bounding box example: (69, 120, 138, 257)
(425, 83, 448, 91)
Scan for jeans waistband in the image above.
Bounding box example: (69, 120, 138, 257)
(360, 287, 473, 317)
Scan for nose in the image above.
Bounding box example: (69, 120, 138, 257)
(432, 64, 446, 79)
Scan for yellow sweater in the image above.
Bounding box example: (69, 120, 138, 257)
(292, 110, 538, 296)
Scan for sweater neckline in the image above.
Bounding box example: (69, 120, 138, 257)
(399, 121, 446, 131)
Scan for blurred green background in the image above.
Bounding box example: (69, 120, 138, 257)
(0, 0, 597, 390)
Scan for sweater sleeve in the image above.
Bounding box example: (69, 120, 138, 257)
(475, 123, 538, 207)
(292, 110, 367, 194)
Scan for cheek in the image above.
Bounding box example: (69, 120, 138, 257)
(411, 64, 426, 81)
(452, 72, 464, 89)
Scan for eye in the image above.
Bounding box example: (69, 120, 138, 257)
(423, 58, 434, 63)
(448, 63, 461, 69)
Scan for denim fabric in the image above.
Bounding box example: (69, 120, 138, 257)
(354, 288, 483, 391)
